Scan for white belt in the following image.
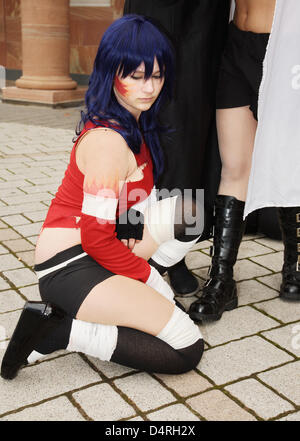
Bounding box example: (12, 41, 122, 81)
(35, 252, 87, 279)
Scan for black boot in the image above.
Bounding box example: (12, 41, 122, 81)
(1, 301, 65, 380)
(168, 259, 199, 297)
(277, 207, 300, 301)
(189, 195, 246, 322)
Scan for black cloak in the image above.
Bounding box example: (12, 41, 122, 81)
(123, 0, 281, 241)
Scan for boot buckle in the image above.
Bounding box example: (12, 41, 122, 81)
(297, 256, 300, 272)
(210, 246, 215, 257)
(296, 213, 300, 223)
(297, 228, 300, 238)
(298, 243, 300, 253)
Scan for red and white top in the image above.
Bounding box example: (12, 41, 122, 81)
(42, 120, 155, 282)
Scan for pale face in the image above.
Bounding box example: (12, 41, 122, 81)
(113, 58, 165, 120)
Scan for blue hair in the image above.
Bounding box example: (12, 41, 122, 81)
(75, 14, 175, 182)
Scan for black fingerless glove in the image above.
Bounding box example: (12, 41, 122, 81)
(116, 208, 144, 241)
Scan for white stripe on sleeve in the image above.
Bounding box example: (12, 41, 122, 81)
(82, 192, 118, 220)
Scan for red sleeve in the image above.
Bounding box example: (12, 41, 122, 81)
(80, 210, 151, 283)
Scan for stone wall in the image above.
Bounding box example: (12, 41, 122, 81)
(0, 0, 125, 75)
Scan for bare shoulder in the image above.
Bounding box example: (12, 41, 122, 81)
(76, 127, 131, 177)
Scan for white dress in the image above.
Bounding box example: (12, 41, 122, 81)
(244, 0, 300, 218)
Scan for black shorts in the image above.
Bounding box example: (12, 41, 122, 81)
(216, 21, 270, 120)
(34, 245, 115, 318)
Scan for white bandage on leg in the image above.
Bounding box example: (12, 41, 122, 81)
(66, 319, 118, 361)
(146, 266, 175, 303)
(157, 306, 202, 350)
(144, 196, 178, 245)
(145, 195, 201, 267)
(151, 237, 199, 267)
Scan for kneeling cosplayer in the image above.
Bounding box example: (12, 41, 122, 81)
(1, 15, 205, 380)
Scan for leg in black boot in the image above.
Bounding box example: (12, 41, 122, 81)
(1, 301, 66, 380)
(277, 207, 300, 301)
(189, 195, 246, 322)
(168, 259, 199, 297)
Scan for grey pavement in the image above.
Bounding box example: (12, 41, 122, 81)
(0, 100, 299, 421)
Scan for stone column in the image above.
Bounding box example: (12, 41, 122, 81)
(2, 0, 86, 106)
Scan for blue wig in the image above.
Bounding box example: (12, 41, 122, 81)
(76, 14, 175, 182)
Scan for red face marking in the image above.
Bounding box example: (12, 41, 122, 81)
(114, 76, 128, 97)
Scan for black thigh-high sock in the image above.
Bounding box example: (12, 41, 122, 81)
(111, 327, 204, 375)
(32, 318, 204, 375)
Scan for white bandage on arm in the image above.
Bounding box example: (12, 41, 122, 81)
(157, 306, 202, 350)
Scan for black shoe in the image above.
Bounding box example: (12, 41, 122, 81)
(1, 301, 65, 380)
(277, 207, 300, 301)
(168, 259, 199, 297)
(189, 280, 238, 322)
(189, 195, 246, 322)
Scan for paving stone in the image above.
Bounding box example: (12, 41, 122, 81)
(277, 411, 300, 421)
(0, 352, 100, 414)
(237, 280, 278, 306)
(0, 290, 25, 313)
(26, 235, 39, 246)
(200, 306, 278, 346)
(1, 193, 52, 206)
(251, 252, 284, 273)
(0, 244, 9, 254)
(185, 251, 211, 270)
(3, 268, 37, 288)
(193, 267, 210, 281)
(147, 404, 199, 421)
(0, 277, 10, 291)
(255, 238, 284, 252)
(154, 370, 212, 397)
(243, 233, 265, 241)
(191, 240, 211, 251)
(0, 310, 25, 340)
(2, 238, 34, 252)
(255, 298, 300, 323)
(127, 416, 144, 421)
(237, 240, 274, 259)
(13, 222, 43, 237)
(16, 250, 35, 267)
(234, 259, 272, 281)
(18, 285, 41, 302)
(262, 323, 300, 357)
(86, 356, 136, 378)
(0, 396, 85, 421)
(198, 336, 293, 385)
(0, 254, 24, 271)
(0, 229, 21, 241)
(73, 383, 136, 421)
(0, 220, 7, 228)
(225, 378, 294, 420)
(175, 294, 199, 312)
(257, 273, 282, 291)
(258, 361, 300, 405)
(186, 389, 256, 421)
(114, 373, 176, 412)
(23, 210, 48, 222)
(1, 214, 31, 226)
